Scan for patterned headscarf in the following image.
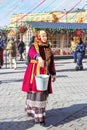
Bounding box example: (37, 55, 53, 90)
(35, 30, 47, 44)
(34, 30, 53, 62)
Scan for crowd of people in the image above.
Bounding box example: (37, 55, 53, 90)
(6, 38, 25, 70)
(0, 31, 26, 69)
(0, 31, 86, 72)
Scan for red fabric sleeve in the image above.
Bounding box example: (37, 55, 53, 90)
(28, 45, 39, 60)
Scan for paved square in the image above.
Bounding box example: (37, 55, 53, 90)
(0, 58, 87, 130)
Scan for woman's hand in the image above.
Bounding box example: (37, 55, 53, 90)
(37, 56, 44, 68)
(51, 75, 56, 82)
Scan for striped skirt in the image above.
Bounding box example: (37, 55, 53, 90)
(25, 92, 47, 123)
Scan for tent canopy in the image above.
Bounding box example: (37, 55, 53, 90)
(27, 21, 87, 30)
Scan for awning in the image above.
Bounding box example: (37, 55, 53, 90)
(27, 21, 87, 30)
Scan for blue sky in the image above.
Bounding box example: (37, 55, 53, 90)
(0, 0, 87, 27)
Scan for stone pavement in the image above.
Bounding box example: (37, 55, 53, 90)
(0, 58, 87, 130)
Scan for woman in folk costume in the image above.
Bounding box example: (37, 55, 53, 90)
(22, 30, 56, 126)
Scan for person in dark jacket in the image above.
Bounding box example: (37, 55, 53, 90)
(75, 37, 86, 71)
(26, 36, 35, 65)
(28, 36, 35, 46)
(0, 35, 4, 68)
(18, 39, 25, 60)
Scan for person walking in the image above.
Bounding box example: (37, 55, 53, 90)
(6, 37, 17, 69)
(26, 35, 35, 65)
(22, 30, 56, 126)
(18, 39, 25, 61)
(75, 37, 86, 71)
(0, 34, 4, 69)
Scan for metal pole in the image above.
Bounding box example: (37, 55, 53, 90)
(64, 9, 68, 23)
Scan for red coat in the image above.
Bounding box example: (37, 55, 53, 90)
(0, 51, 4, 66)
(22, 45, 56, 94)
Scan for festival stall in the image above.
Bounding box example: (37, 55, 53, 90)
(25, 21, 87, 55)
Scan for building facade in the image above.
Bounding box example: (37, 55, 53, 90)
(9, 9, 87, 55)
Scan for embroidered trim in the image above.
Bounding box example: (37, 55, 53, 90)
(27, 99, 47, 108)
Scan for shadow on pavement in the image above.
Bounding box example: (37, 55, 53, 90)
(0, 120, 34, 130)
(56, 75, 68, 78)
(55, 61, 73, 67)
(56, 68, 87, 72)
(1, 79, 23, 83)
(46, 103, 87, 128)
(55, 64, 64, 66)
(0, 71, 25, 75)
(83, 60, 87, 63)
(17, 66, 26, 70)
(55, 61, 73, 65)
(56, 68, 75, 72)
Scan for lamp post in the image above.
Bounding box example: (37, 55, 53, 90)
(64, 9, 68, 55)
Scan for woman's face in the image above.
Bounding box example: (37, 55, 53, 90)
(40, 33, 47, 43)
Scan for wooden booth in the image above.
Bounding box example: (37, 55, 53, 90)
(25, 21, 87, 56)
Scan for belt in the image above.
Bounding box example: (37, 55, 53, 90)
(30, 60, 40, 83)
(30, 60, 48, 83)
